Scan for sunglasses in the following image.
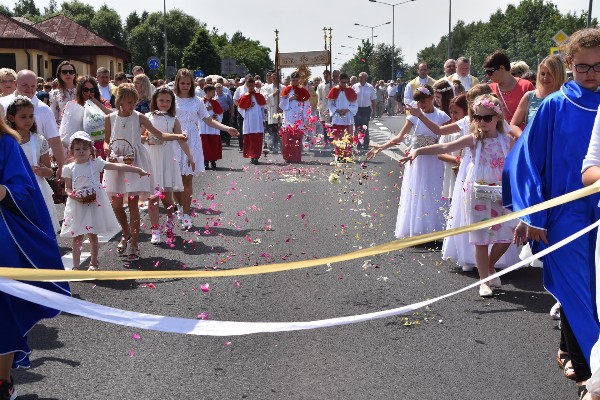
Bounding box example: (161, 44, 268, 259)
(484, 68, 498, 76)
(82, 87, 95, 93)
(472, 114, 495, 123)
(61, 69, 76, 75)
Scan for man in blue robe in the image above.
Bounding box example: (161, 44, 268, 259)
(503, 80, 600, 371)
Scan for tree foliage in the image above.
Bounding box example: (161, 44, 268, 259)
(59, 0, 95, 28)
(91, 5, 124, 46)
(13, 0, 39, 18)
(341, 40, 408, 82)
(213, 30, 273, 77)
(182, 27, 220, 73)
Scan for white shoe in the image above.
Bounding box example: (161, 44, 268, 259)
(181, 214, 193, 229)
(150, 229, 161, 244)
(479, 283, 493, 298)
(488, 276, 502, 288)
(550, 302, 561, 320)
(139, 201, 149, 211)
(462, 264, 474, 272)
(175, 208, 183, 222)
(165, 217, 175, 232)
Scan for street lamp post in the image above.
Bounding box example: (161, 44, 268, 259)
(348, 35, 378, 42)
(354, 21, 391, 44)
(163, 0, 168, 78)
(368, 0, 416, 81)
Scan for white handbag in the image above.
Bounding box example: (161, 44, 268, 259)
(472, 135, 508, 201)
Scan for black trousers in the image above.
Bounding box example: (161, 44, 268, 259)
(354, 106, 371, 149)
(220, 112, 232, 145)
(560, 307, 592, 382)
(237, 111, 244, 150)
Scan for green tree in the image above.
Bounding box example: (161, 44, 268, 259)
(370, 43, 408, 82)
(44, 0, 57, 15)
(216, 30, 273, 76)
(0, 5, 13, 17)
(91, 5, 124, 45)
(127, 23, 161, 69)
(13, 0, 40, 17)
(124, 11, 140, 35)
(182, 27, 220, 73)
(60, 0, 95, 28)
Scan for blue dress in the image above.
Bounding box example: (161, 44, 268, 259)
(503, 80, 600, 364)
(0, 133, 70, 369)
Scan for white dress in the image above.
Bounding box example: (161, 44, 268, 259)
(175, 96, 209, 175)
(103, 111, 154, 197)
(439, 131, 462, 199)
(20, 133, 60, 232)
(442, 118, 520, 270)
(144, 112, 183, 192)
(60, 158, 120, 237)
(395, 108, 450, 238)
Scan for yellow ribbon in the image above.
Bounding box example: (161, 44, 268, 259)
(3, 181, 600, 282)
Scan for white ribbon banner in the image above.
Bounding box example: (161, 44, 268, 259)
(277, 50, 330, 67)
(1, 219, 598, 336)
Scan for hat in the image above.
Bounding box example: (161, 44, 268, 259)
(69, 131, 93, 146)
(240, 78, 246, 84)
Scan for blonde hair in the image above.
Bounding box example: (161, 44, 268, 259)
(537, 55, 567, 92)
(470, 94, 505, 146)
(115, 83, 139, 110)
(133, 74, 154, 101)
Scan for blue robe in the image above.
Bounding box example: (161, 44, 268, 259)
(503, 80, 600, 364)
(0, 133, 70, 369)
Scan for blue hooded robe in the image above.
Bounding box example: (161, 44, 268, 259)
(0, 132, 70, 369)
(503, 80, 600, 364)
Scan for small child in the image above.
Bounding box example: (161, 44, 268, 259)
(5, 96, 60, 232)
(237, 77, 266, 165)
(199, 84, 224, 170)
(437, 94, 468, 200)
(401, 94, 515, 298)
(61, 131, 149, 270)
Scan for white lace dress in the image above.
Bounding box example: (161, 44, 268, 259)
(102, 111, 154, 197)
(175, 96, 209, 175)
(60, 158, 119, 237)
(20, 133, 60, 232)
(144, 112, 183, 192)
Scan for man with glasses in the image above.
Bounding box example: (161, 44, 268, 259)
(0, 68, 17, 97)
(404, 62, 436, 106)
(483, 51, 534, 124)
(0, 70, 65, 178)
(447, 57, 479, 91)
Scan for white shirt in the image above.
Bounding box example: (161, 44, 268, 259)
(98, 84, 112, 101)
(1, 94, 59, 140)
(317, 81, 333, 113)
(279, 87, 309, 128)
(195, 87, 206, 99)
(233, 86, 248, 102)
(352, 82, 376, 107)
(404, 77, 431, 104)
(238, 93, 265, 134)
(261, 83, 284, 124)
(328, 90, 358, 126)
(386, 85, 397, 97)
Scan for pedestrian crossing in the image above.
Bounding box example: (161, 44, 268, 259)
(369, 119, 407, 161)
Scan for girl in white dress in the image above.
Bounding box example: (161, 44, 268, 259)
(173, 69, 238, 229)
(144, 86, 194, 244)
(103, 83, 175, 261)
(367, 85, 449, 238)
(6, 96, 60, 232)
(62, 131, 149, 270)
(437, 94, 467, 201)
(400, 95, 516, 298)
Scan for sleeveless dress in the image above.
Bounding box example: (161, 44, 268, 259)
(20, 133, 60, 232)
(144, 112, 184, 192)
(102, 111, 154, 196)
(394, 108, 449, 238)
(60, 158, 120, 237)
(463, 134, 516, 245)
(175, 96, 208, 175)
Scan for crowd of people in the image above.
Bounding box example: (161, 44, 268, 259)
(2, 26, 600, 400)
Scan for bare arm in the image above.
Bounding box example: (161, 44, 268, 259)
(173, 119, 195, 170)
(365, 120, 414, 161)
(103, 162, 150, 175)
(583, 166, 600, 187)
(405, 104, 460, 135)
(509, 93, 530, 138)
(139, 114, 187, 142)
(90, 97, 112, 115)
(103, 115, 112, 151)
(202, 116, 239, 137)
(32, 152, 54, 178)
(47, 137, 65, 180)
(400, 134, 473, 164)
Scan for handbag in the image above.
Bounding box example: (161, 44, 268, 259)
(471, 136, 508, 201)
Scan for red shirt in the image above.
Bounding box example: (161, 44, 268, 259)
(490, 78, 535, 123)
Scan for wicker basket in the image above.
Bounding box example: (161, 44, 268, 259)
(108, 138, 135, 165)
(75, 188, 97, 204)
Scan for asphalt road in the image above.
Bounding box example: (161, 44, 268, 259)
(13, 115, 575, 399)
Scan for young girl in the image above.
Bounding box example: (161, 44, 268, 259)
(437, 94, 468, 201)
(144, 86, 194, 244)
(199, 84, 224, 170)
(367, 85, 449, 238)
(103, 83, 174, 261)
(173, 69, 238, 228)
(401, 94, 515, 298)
(508, 28, 600, 400)
(0, 115, 70, 400)
(6, 96, 60, 232)
(62, 131, 149, 269)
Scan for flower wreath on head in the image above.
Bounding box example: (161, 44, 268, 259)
(416, 86, 431, 96)
(473, 97, 502, 115)
(434, 86, 453, 93)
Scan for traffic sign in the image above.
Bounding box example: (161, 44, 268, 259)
(147, 56, 160, 70)
(552, 30, 569, 46)
(194, 69, 204, 78)
(395, 70, 403, 78)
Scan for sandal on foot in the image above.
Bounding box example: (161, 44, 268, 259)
(578, 385, 589, 400)
(557, 352, 576, 380)
(88, 263, 99, 271)
(117, 236, 130, 256)
(127, 246, 140, 262)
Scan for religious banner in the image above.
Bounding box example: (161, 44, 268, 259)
(277, 50, 331, 68)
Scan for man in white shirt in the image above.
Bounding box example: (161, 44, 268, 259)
(317, 69, 335, 146)
(260, 72, 284, 153)
(1, 70, 64, 178)
(352, 72, 377, 150)
(233, 75, 252, 151)
(386, 82, 397, 116)
(447, 56, 480, 91)
(195, 78, 206, 98)
(403, 62, 436, 105)
(96, 67, 113, 106)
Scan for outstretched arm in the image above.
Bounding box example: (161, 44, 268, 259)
(405, 104, 461, 135)
(365, 120, 413, 161)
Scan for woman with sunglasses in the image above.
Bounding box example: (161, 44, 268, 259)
(59, 76, 112, 159)
(482, 51, 534, 128)
(50, 61, 78, 127)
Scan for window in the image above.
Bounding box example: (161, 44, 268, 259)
(37, 54, 44, 78)
(0, 54, 16, 70)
